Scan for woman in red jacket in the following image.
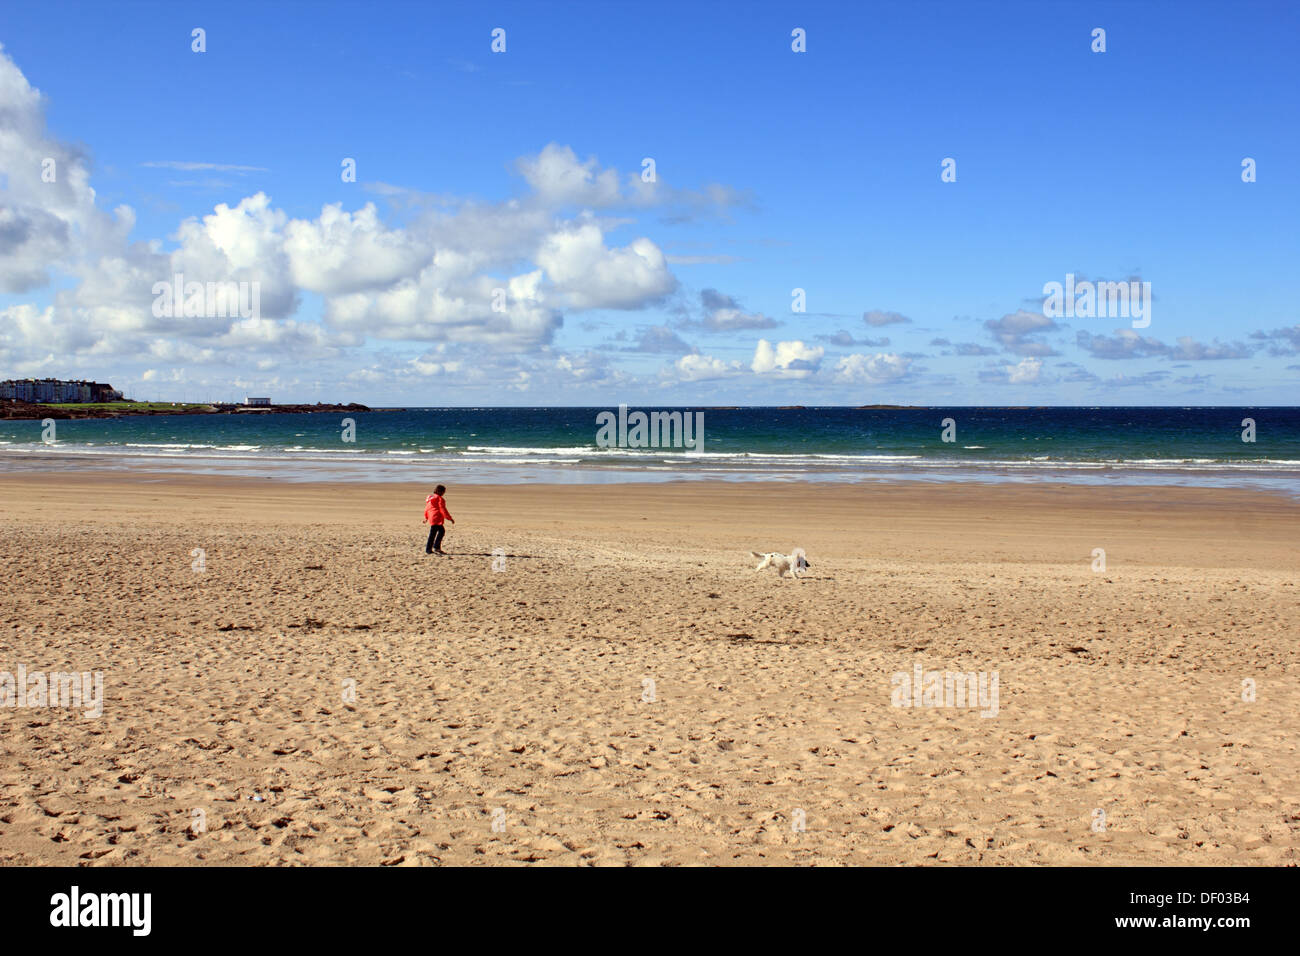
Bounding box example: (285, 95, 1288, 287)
(423, 484, 454, 555)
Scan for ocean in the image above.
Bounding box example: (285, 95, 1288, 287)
(1, 406, 1298, 492)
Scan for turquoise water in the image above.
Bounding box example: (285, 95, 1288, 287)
(1, 406, 1297, 490)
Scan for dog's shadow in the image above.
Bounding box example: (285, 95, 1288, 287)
(746, 567, 834, 582)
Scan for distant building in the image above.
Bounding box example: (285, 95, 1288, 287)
(245, 396, 271, 406)
(0, 378, 123, 403)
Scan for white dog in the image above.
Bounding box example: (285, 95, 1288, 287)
(750, 550, 810, 579)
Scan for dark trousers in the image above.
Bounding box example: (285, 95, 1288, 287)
(426, 524, 445, 553)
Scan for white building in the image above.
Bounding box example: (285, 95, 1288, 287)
(245, 397, 271, 406)
(0, 379, 122, 402)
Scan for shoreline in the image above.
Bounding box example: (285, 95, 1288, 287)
(3, 465, 1300, 496)
(1, 448, 1297, 495)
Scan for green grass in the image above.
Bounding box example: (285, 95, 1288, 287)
(46, 401, 216, 412)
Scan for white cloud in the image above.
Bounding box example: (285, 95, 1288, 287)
(515, 143, 622, 208)
(675, 354, 743, 381)
(170, 193, 298, 318)
(751, 339, 824, 377)
(698, 288, 777, 331)
(985, 310, 1059, 356)
(324, 265, 559, 348)
(0, 45, 829, 402)
(537, 222, 676, 310)
(553, 350, 625, 385)
(513, 142, 751, 222)
(284, 202, 427, 295)
(0, 43, 700, 379)
(0, 43, 132, 291)
(1006, 357, 1043, 383)
(833, 352, 912, 384)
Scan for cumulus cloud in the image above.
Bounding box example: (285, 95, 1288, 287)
(0, 43, 133, 291)
(675, 354, 744, 381)
(515, 143, 623, 208)
(553, 349, 626, 386)
(284, 202, 428, 295)
(833, 352, 912, 384)
(514, 142, 751, 222)
(324, 265, 559, 348)
(985, 310, 1059, 356)
(1075, 329, 1169, 360)
(751, 339, 824, 377)
(1007, 356, 1043, 383)
(537, 222, 676, 310)
(981, 356, 1045, 384)
(1, 45, 742, 389)
(0, 41, 712, 382)
(169, 193, 299, 318)
(697, 288, 777, 331)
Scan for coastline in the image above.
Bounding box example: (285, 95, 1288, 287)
(2, 446, 1298, 495)
(0, 399, 378, 420)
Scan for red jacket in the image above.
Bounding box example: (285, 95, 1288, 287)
(424, 494, 452, 525)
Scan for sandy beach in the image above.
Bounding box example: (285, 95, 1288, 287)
(0, 473, 1296, 866)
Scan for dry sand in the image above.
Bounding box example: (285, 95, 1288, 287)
(0, 473, 1296, 866)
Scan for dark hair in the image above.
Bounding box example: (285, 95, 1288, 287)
(435, 484, 446, 495)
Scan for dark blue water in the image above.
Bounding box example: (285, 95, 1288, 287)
(2, 407, 1297, 490)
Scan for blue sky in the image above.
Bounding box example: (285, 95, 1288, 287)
(1, 0, 1297, 404)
